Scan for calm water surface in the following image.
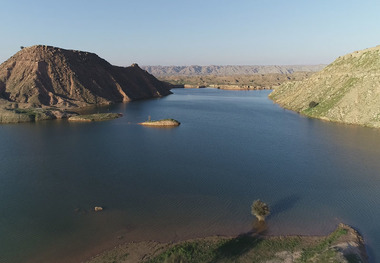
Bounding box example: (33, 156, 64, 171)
(1, 89, 380, 262)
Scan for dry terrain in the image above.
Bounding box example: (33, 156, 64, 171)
(159, 72, 314, 90)
(86, 223, 367, 263)
(0, 45, 171, 123)
(142, 65, 326, 77)
(270, 45, 380, 128)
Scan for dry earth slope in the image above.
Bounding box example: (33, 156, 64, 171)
(269, 45, 380, 128)
(0, 45, 171, 108)
(0, 45, 171, 123)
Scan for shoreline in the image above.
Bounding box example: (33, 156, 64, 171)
(170, 84, 274, 90)
(86, 223, 368, 263)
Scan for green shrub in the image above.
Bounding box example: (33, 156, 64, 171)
(309, 101, 319, 108)
(251, 200, 270, 221)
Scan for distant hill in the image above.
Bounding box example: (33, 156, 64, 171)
(141, 65, 326, 77)
(0, 45, 171, 108)
(269, 45, 380, 128)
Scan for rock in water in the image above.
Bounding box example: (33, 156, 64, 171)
(0, 45, 171, 108)
(139, 118, 180, 127)
(269, 45, 380, 128)
(94, 206, 103, 212)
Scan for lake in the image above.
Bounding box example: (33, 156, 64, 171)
(1, 88, 380, 262)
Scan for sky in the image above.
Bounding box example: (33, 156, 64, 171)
(0, 0, 379, 66)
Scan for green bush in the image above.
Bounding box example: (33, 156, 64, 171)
(309, 101, 319, 108)
(251, 200, 270, 221)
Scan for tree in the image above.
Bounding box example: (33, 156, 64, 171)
(251, 199, 270, 222)
(309, 101, 319, 108)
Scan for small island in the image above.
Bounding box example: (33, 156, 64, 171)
(68, 113, 122, 122)
(139, 118, 181, 127)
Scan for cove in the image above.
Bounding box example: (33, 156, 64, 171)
(0, 89, 380, 262)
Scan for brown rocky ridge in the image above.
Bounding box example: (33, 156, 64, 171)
(0, 45, 171, 123)
(142, 65, 326, 77)
(159, 72, 315, 90)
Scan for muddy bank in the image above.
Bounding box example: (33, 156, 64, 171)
(86, 223, 367, 263)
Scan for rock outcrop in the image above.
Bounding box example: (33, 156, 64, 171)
(0, 45, 171, 109)
(269, 45, 380, 128)
(139, 118, 180, 127)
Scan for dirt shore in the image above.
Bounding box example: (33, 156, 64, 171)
(86, 223, 367, 263)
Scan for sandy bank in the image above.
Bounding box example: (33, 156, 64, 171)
(139, 119, 180, 127)
(86, 223, 367, 263)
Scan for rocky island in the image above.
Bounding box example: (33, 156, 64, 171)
(139, 118, 180, 127)
(68, 113, 122, 122)
(270, 45, 380, 128)
(0, 45, 171, 123)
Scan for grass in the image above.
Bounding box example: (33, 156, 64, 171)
(146, 225, 356, 263)
(302, 77, 359, 118)
(147, 235, 306, 263)
(15, 108, 40, 118)
(86, 224, 364, 263)
(68, 113, 121, 122)
(298, 227, 348, 263)
(147, 240, 219, 263)
(13, 108, 55, 121)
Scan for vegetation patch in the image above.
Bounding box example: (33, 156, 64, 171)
(302, 77, 359, 118)
(308, 101, 319, 108)
(87, 224, 366, 263)
(298, 227, 348, 262)
(147, 235, 306, 263)
(68, 113, 122, 122)
(147, 240, 218, 263)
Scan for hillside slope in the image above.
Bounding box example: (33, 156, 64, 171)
(269, 45, 380, 128)
(0, 45, 171, 109)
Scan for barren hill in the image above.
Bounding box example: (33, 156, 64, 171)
(141, 65, 326, 77)
(0, 45, 171, 109)
(269, 45, 380, 128)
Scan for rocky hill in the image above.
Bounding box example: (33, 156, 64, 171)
(0, 45, 171, 108)
(0, 45, 171, 123)
(141, 65, 326, 77)
(269, 45, 380, 128)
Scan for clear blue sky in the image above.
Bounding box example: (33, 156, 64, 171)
(0, 0, 379, 66)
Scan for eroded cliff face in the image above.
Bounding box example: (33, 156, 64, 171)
(0, 45, 171, 109)
(269, 45, 380, 128)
